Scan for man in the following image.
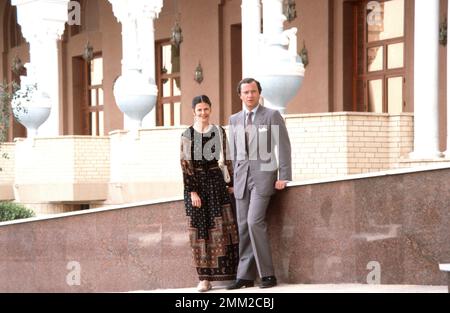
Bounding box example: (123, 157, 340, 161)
(227, 78, 292, 289)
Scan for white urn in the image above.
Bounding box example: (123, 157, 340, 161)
(113, 69, 158, 129)
(254, 28, 305, 113)
(11, 84, 52, 137)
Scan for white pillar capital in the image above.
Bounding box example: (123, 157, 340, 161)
(108, 0, 163, 73)
(109, 0, 162, 24)
(12, 0, 69, 42)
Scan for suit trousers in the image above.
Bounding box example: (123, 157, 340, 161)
(236, 170, 274, 280)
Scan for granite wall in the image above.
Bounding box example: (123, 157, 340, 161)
(0, 167, 449, 292)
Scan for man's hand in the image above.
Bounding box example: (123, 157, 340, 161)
(227, 187, 234, 194)
(275, 180, 288, 190)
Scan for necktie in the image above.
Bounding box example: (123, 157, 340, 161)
(246, 111, 253, 128)
(245, 111, 253, 155)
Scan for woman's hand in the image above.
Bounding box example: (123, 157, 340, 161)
(227, 187, 234, 194)
(191, 192, 202, 208)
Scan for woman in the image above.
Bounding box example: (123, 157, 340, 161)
(180, 95, 239, 292)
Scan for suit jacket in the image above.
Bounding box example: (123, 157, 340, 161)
(229, 105, 292, 199)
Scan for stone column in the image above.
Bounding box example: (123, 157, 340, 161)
(109, 0, 162, 130)
(262, 0, 285, 43)
(411, 0, 441, 158)
(138, 1, 163, 128)
(241, 0, 262, 78)
(12, 0, 70, 137)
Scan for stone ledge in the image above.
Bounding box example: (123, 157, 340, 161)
(13, 182, 108, 203)
(439, 264, 450, 293)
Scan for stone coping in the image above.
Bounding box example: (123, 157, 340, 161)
(14, 136, 110, 142)
(284, 111, 414, 119)
(1, 163, 449, 228)
(109, 126, 188, 136)
(0, 196, 184, 227)
(288, 163, 450, 188)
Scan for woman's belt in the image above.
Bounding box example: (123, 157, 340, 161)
(194, 165, 220, 171)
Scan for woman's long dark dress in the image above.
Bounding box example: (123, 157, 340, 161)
(180, 125, 239, 281)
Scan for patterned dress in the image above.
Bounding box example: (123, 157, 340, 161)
(180, 125, 239, 281)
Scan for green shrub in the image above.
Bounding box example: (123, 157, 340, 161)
(0, 202, 35, 222)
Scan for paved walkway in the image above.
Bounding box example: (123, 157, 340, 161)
(135, 283, 448, 293)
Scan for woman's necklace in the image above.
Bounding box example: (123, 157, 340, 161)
(194, 123, 212, 133)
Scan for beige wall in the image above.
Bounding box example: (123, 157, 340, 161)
(439, 0, 448, 151)
(220, 0, 242, 122)
(286, 0, 331, 114)
(0, 142, 15, 200)
(61, 0, 123, 135)
(3, 0, 448, 142)
(0, 0, 29, 141)
(287, 113, 414, 180)
(107, 127, 184, 203)
(14, 136, 110, 203)
(178, 0, 223, 126)
(5, 114, 415, 212)
(0, 142, 14, 184)
(99, 0, 123, 133)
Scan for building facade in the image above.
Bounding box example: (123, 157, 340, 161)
(1, 0, 449, 214)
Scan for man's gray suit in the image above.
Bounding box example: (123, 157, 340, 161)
(229, 105, 292, 280)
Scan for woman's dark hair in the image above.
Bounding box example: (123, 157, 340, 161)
(237, 78, 262, 95)
(192, 95, 212, 109)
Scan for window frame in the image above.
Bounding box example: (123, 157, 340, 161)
(353, 0, 406, 113)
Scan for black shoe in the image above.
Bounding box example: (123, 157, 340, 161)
(226, 279, 254, 290)
(260, 276, 277, 288)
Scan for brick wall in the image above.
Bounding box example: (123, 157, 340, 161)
(0, 143, 15, 200)
(285, 113, 414, 180)
(108, 127, 185, 203)
(0, 143, 15, 183)
(14, 136, 110, 206)
(5, 113, 418, 211)
(109, 127, 184, 184)
(15, 136, 110, 184)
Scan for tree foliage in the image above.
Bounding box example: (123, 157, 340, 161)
(0, 81, 20, 171)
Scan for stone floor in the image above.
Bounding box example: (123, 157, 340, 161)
(134, 283, 448, 293)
